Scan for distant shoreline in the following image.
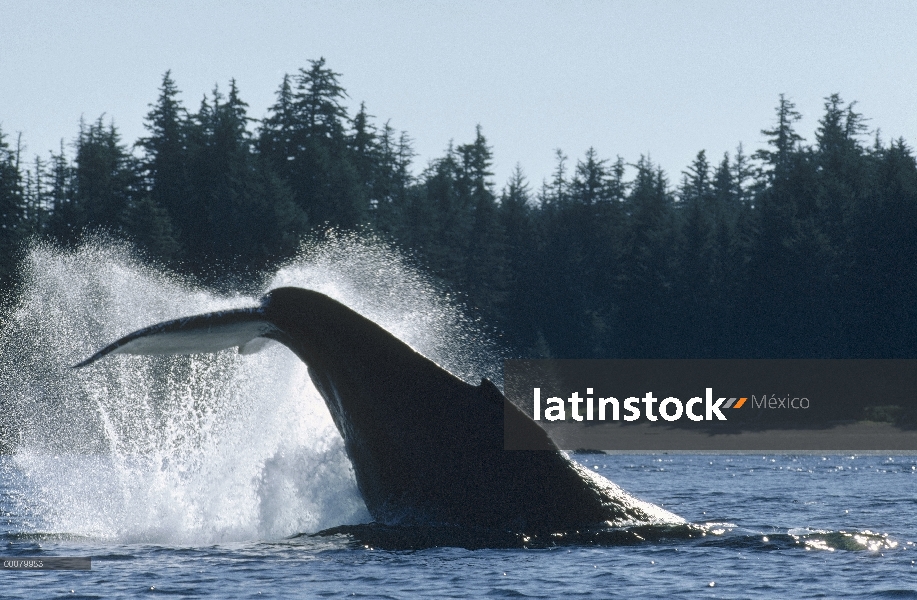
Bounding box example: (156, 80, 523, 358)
(548, 420, 917, 453)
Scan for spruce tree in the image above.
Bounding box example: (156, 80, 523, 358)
(420, 142, 465, 282)
(459, 126, 507, 320)
(371, 122, 414, 236)
(182, 80, 307, 280)
(618, 156, 674, 356)
(293, 59, 363, 228)
(43, 142, 76, 245)
(0, 126, 26, 300)
(137, 71, 187, 260)
(674, 150, 717, 355)
(498, 165, 538, 350)
(70, 117, 139, 238)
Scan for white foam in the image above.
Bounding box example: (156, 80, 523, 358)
(0, 234, 497, 543)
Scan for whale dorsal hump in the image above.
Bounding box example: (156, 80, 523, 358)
(479, 378, 504, 405)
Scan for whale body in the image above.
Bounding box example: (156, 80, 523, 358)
(75, 287, 680, 531)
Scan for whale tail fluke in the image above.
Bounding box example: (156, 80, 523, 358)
(69, 286, 679, 530)
(72, 307, 277, 368)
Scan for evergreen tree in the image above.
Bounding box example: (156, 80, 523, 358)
(618, 156, 674, 356)
(371, 122, 414, 236)
(0, 126, 26, 300)
(183, 81, 306, 280)
(498, 165, 539, 350)
(542, 149, 569, 211)
(137, 70, 186, 262)
(70, 116, 139, 238)
(730, 143, 753, 205)
(258, 73, 296, 164)
(420, 142, 466, 282)
(755, 94, 804, 182)
(21, 155, 51, 236)
(458, 126, 507, 320)
(565, 149, 624, 355)
(350, 102, 378, 198)
(814, 94, 867, 244)
(43, 142, 76, 245)
(743, 96, 837, 356)
(674, 150, 717, 355)
(530, 149, 621, 357)
(260, 58, 365, 228)
(849, 138, 917, 357)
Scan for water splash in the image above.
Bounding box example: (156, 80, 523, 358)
(0, 234, 498, 544)
(270, 232, 500, 385)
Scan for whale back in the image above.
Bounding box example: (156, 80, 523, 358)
(261, 288, 650, 529)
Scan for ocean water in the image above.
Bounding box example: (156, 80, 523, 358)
(1, 239, 915, 598)
(2, 454, 916, 598)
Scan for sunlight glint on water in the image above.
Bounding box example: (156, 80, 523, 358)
(0, 235, 497, 544)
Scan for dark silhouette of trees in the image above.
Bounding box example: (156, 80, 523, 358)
(3, 66, 917, 360)
(0, 126, 26, 304)
(134, 70, 185, 263)
(260, 59, 365, 231)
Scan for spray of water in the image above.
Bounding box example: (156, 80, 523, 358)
(0, 233, 498, 544)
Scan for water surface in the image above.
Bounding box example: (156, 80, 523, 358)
(2, 454, 915, 598)
(0, 240, 914, 597)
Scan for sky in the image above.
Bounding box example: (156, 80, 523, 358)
(2, 0, 916, 190)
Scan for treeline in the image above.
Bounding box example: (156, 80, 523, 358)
(2, 59, 916, 358)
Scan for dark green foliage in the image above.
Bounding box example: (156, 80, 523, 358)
(41, 143, 75, 245)
(259, 59, 365, 230)
(135, 70, 186, 263)
(498, 166, 537, 349)
(673, 150, 718, 356)
(72, 117, 140, 235)
(370, 123, 415, 236)
(458, 127, 508, 320)
(847, 138, 917, 357)
(617, 156, 675, 357)
(530, 149, 628, 357)
(0, 127, 26, 304)
(121, 195, 181, 262)
(5, 69, 917, 359)
(139, 77, 308, 281)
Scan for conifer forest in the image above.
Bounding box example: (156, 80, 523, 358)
(2, 59, 915, 359)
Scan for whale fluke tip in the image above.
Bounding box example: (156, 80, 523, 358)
(72, 342, 123, 369)
(71, 356, 95, 369)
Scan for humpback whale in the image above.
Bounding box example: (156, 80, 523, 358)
(75, 287, 679, 531)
